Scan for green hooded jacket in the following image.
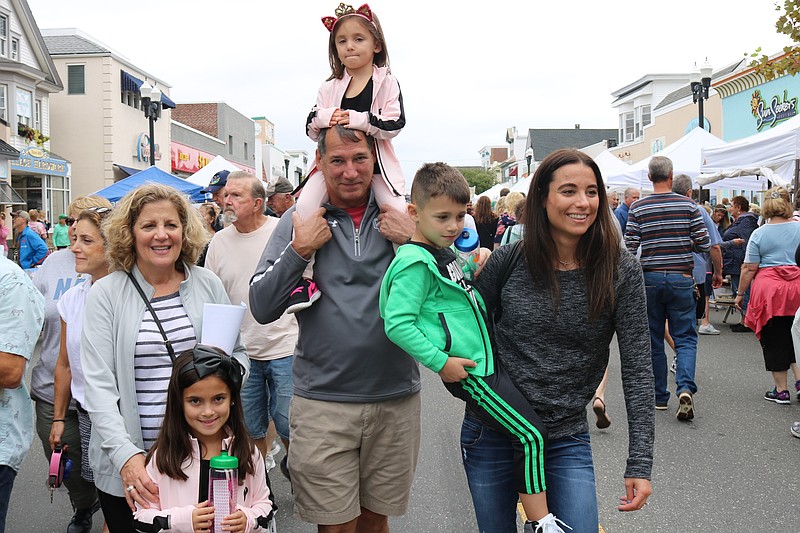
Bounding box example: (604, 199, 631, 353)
(380, 243, 494, 377)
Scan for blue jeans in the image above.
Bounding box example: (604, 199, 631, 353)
(241, 356, 293, 441)
(0, 465, 17, 533)
(460, 413, 597, 533)
(644, 271, 698, 404)
(728, 274, 750, 316)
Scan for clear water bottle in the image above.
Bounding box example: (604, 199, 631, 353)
(454, 227, 480, 281)
(208, 451, 238, 533)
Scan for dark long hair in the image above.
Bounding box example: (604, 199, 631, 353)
(146, 350, 255, 484)
(522, 149, 620, 320)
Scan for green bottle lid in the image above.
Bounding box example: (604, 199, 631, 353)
(209, 450, 238, 469)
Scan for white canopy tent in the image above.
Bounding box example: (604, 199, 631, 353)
(699, 115, 800, 191)
(509, 176, 532, 194)
(185, 155, 241, 188)
(592, 150, 636, 189)
(604, 127, 729, 190)
(477, 181, 513, 202)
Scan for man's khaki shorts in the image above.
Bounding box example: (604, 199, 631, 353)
(288, 393, 421, 525)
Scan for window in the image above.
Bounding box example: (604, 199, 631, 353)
(34, 99, 41, 130)
(16, 88, 31, 126)
(622, 112, 634, 142)
(634, 105, 651, 140)
(641, 105, 651, 128)
(67, 64, 85, 95)
(0, 15, 7, 57)
(0, 84, 6, 121)
(10, 37, 18, 61)
(228, 135, 233, 155)
(244, 142, 248, 160)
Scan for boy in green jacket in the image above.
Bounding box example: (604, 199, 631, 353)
(379, 163, 568, 533)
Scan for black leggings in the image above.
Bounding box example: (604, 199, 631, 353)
(759, 316, 796, 372)
(97, 490, 134, 533)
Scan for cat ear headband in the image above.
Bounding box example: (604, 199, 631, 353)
(322, 3, 374, 32)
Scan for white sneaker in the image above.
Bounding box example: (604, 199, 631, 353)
(524, 513, 572, 533)
(264, 453, 276, 472)
(269, 440, 282, 457)
(698, 323, 720, 335)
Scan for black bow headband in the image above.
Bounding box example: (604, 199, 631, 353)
(181, 344, 245, 393)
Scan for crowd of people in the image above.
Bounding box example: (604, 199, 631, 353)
(2, 4, 800, 533)
(1, 151, 798, 533)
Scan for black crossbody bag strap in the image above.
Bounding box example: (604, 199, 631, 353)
(126, 272, 175, 362)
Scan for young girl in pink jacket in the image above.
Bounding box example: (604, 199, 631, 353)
(133, 347, 273, 533)
(288, 3, 407, 313)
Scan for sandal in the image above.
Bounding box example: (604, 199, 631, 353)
(593, 397, 611, 429)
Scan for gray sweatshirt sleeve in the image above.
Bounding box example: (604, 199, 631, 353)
(613, 252, 655, 479)
(249, 207, 309, 324)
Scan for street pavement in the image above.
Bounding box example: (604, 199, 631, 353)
(7, 306, 800, 532)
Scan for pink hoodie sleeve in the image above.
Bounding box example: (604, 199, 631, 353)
(346, 74, 404, 141)
(133, 460, 197, 533)
(239, 449, 274, 532)
(307, 82, 340, 142)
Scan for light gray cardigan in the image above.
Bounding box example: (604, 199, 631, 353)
(80, 263, 249, 496)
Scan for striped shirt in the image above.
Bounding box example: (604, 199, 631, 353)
(134, 292, 196, 450)
(625, 192, 710, 273)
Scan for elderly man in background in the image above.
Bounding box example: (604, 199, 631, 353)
(671, 175, 723, 336)
(0, 253, 45, 532)
(615, 187, 641, 234)
(625, 156, 710, 421)
(266, 177, 296, 218)
(12, 210, 48, 269)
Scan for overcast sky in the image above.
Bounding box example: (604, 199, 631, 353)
(29, 1, 793, 179)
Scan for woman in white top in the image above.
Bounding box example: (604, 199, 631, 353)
(50, 206, 112, 532)
(50, 206, 112, 479)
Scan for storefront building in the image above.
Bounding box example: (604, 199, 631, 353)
(0, 0, 64, 225)
(714, 61, 799, 142)
(171, 103, 256, 180)
(43, 28, 174, 198)
(11, 145, 70, 218)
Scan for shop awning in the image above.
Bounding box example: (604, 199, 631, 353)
(120, 71, 176, 109)
(0, 139, 20, 159)
(0, 182, 26, 205)
(114, 163, 143, 177)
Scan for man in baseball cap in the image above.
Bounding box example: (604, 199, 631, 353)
(203, 170, 230, 231)
(265, 177, 295, 217)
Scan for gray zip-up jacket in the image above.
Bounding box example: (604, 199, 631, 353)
(249, 196, 421, 403)
(80, 263, 248, 496)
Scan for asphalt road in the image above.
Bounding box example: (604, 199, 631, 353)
(7, 306, 800, 532)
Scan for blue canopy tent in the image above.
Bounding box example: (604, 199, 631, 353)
(94, 166, 205, 203)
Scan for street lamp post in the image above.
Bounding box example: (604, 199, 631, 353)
(525, 147, 533, 176)
(690, 59, 713, 131)
(284, 154, 291, 180)
(139, 82, 162, 166)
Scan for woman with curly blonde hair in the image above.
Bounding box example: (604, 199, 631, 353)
(81, 184, 249, 531)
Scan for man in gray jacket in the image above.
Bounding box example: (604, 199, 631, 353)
(250, 125, 419, 533)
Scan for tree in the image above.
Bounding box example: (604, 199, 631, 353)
(459, 168, 497, 194)
(749, 1, 800, 80)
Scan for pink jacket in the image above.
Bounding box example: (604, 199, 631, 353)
(133, 434, 273, 533)
(306, 64, 406, 195)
